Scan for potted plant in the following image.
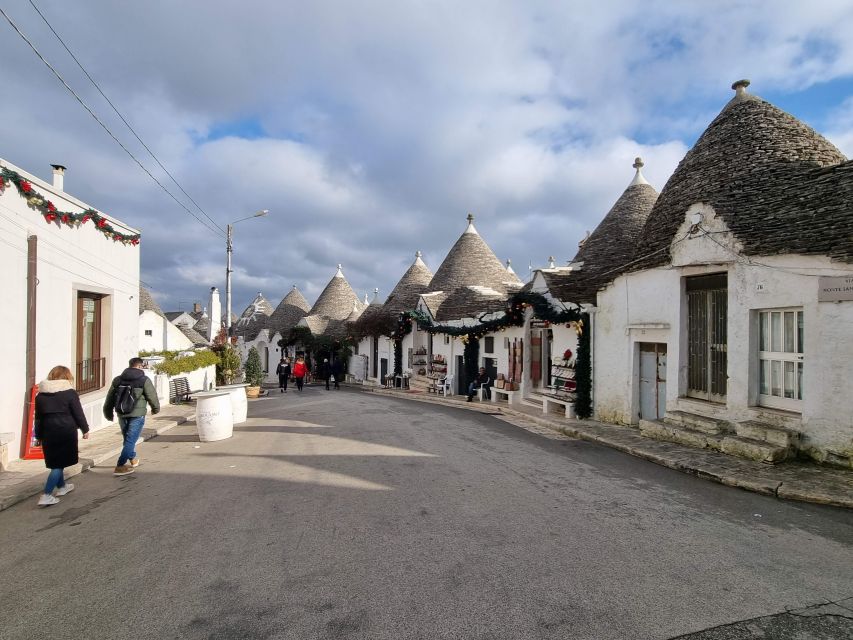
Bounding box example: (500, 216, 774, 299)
(244, 347, 265, 398)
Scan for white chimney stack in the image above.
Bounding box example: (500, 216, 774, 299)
(51, 164, 66, 191)
(208, 287, 221, 342)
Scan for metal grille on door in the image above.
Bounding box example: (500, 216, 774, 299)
(686, 273, 728, 402)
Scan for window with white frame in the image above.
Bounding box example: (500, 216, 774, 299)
(758, 308, 803, 411)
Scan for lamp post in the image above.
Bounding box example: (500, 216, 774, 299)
(226, 210, 269, 336)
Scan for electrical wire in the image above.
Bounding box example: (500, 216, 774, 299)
(0, 6, 226, 239)
(27, 0, 226, 237)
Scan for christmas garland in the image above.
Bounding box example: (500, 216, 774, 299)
(391, 291, 584, 341)
(0, 167, 141, 245)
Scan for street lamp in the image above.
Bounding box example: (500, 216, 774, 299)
(226, 209, 269, 336)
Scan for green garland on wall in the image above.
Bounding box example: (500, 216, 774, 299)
(0, 167, 141, 245)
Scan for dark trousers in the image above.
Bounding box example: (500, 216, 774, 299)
(278, 375, 288, 391)
(325, 377, 330, 390)
(295, 377, 304, 391)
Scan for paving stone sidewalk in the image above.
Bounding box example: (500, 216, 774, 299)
(0, 404, 196, 512)
(366, 385, 853, 510)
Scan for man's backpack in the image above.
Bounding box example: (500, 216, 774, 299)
(115, 383, 136, 415)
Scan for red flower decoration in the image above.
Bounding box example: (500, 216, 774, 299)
(0, 176, 5, 189)
(45, 213, 57, 222)
(131, 237, 140, 245)
(81, 215, 90, 223)
(563, 349, 573, 360)
(61, 215, 70, 224)
(20, 180, 31, 193)
(97, 218, 107, 228)
(47, 201, 57, 212)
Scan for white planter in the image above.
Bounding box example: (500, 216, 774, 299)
(193, 390, 234, 442)
(217, 383, 249, 424)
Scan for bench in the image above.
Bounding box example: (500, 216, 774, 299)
(542, 394, 576, 419)
(491, 388, 517, 405)
(169, 377, 192, 404)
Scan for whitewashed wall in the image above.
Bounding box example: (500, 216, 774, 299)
(139, 310, 192, 352)
(1, 159, 139, 461)
(594, 246, 853, 462)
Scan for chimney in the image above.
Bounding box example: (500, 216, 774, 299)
(193, 302, 202, 314)
(208, 287, 221, 342)
(51, 164, 66, 191)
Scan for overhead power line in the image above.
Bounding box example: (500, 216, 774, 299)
(0, 6, 226, 239)
(27, 0, 226, 237)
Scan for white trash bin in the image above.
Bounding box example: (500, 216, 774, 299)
(217, 383, 249, 424)
(193, 390, 234, 442)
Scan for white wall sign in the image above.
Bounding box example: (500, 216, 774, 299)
(818, 276, 853, 302)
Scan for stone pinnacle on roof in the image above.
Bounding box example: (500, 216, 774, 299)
(382, 250, 434, 318)
(308, 265, 361, 320)
(634, 78, 848, 270)
(138, 285, 164, 317)
(547, 256, 556, 268)
(464, 213, 477, 234)
(506, 259, 516, 276)
(630, 157, 649, 186)
(268, 285, 310, 335)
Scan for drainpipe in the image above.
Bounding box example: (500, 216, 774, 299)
(22, 234, 37, 455)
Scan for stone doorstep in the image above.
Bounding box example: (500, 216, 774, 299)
(663, 409, 733, 435)
(735, 420, 801, 449)
(640, 419, 725, 451)
(721, 435, 790, 464)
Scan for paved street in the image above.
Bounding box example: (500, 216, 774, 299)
(1, 387, 851, 640)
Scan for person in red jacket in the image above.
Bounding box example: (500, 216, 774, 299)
(292, 356, 308, 392)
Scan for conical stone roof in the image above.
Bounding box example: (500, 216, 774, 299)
(268, 286, 310, 335)
(634, 79, 848, 270)
(235, 292, 274, 340)
(428, 215, 521, 294)
(308, 265, 362, 321)
(382, 251, 434, 318)
(549, 158, 659, 303)
(139, 286, 164, 317)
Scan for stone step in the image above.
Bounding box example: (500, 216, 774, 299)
(639, 419, 725, 451)
(735, 421, 801, 449)
(641, 419, 792, 464)
(721, 435, 791, 464)
(663, 410, 733, 435)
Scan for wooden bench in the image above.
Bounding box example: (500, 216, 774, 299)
(542, 394, 576, 419)
(490, 388, 517, 405)
(169, 377, 192, 404)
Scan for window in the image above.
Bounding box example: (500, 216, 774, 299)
(76, 292, 105, 393)
(144, 329, 153, 336)
(484, 336, 494, 354)
(758, 308, 803, 411)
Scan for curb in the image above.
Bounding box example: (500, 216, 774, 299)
(0, 414, 191, 513)
(364, 387, 853, 510)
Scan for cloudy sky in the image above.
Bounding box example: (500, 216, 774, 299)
(2, 1, 853, 313)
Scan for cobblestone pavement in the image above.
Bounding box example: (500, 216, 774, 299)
(368, 385, 853, 509)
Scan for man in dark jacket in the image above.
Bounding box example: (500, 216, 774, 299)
(467, 367, 491, 402)
(331, 358, 343, 390)
(103, 357, 160, 476)
(319, 358, 332, 390)
(276, 357, 291, 393)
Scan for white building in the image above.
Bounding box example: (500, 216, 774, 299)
(588, 81, 853, 466)
(138, 286, 194, 352)
(0, 159, 140, 466)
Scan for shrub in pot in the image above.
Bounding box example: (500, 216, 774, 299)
(244, 347, 265, 398)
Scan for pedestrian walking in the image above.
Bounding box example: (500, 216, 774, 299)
(319, 358, 332, 390)
(33, 365, 90, 507)
(292, 356, 307, 392)
(276, 356, 291, 393)
(103, 357, 160, 476)
(331, 358, 343, 390)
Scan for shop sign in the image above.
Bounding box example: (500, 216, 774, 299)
(818, 276, 853, 302)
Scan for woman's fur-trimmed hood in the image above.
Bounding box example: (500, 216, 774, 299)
(38, 379, 73, 393)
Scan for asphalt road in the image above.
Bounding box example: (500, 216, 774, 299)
(1, 386, 851, 640)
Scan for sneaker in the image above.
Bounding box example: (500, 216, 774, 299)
(114, 465, 135, 476)
(38, 494, 60, 507)
(55, 483, 75, 496)
(130, 457, 140, 468)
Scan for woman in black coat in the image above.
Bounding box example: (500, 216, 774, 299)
(34, 365, 89, 507)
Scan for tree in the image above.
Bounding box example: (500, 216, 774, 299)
(214, 344, 241, 385)
(244, 346, 265, 387)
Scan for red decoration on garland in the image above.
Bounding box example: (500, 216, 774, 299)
(45, 213, 57, 222)
(97, 218, 107, 228)
(19, 180, 31, 193)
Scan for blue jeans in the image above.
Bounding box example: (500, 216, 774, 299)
(44, 467, 65, 494)
(117, 415, 145, 466)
